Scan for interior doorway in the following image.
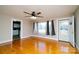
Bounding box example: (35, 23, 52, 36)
(13, 21, 21, 40)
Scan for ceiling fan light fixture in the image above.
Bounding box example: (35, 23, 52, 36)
(30, 16, 36, 19)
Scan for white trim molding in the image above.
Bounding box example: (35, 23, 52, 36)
(0, 40, 12, 45)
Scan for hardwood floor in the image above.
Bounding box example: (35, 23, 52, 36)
(0, 37, 79, 54)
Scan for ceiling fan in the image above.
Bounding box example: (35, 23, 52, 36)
(24, 11, 43, 19)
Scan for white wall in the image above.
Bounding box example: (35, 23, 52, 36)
(0, 15, 32, 44)
(0, 15, 12, 43)
(74, 7, 79, 50)
(22, 19, 32, 38)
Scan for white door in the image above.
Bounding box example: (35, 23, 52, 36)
(58, 16, 75, 47)
(58, 19, 70, 42)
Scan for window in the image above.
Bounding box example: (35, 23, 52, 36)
(38, 22, 46, 35)
(33, 20, 55, 35)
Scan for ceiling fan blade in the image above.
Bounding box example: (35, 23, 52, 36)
(24, 11, 31, 15)
(37, 12, 41, 15)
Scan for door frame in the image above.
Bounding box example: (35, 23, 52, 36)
(58, 16, 75, 47)
(11, 19, 23, 41)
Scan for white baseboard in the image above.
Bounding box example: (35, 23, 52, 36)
(0, 40, 12, 44)
(21, 35, 32, 39)
(0, 34, 57, 44)
(31, 35, 58, 41)
(0, 35, 31, 44)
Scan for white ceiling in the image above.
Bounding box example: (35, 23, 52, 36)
(0, 5, 78, 21)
